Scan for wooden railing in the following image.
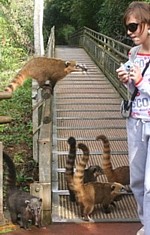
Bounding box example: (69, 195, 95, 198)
(70, 26, 131, 100)
(30, 26, 55, 225)
(0, 92, 12, 226)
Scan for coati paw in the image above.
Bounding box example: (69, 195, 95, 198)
(110, 201, 116, 208)
(82, 215, 94, 223)
(87, 216, 95, 223)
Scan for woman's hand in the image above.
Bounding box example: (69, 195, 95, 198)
(116, 64, 142, 85)
(129, 64, 142, 84)
(116, 64, 129, 83)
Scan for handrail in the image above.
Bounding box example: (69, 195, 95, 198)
(70, 26, 131, 100)
(31, 25, 55, 225)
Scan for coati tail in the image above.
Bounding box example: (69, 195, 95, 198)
(73, 143, 90, 187)
(3, 152, 16, 186)
(65, 137, 77, 202)
(96, 134, 130, 186)
(96, 134, 112, 171)
(4, 72, 27, 93)
(65, 136, 76, 178)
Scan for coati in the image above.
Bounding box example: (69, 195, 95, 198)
(96, 134, 130, 185)
(65, 136, 103, 202)
(73, 143, 127, 221)
(3, 152, 42, 229)
(4, 57, 87, 93)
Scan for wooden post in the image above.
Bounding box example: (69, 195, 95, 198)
(32, 80, 41, 162)
(31, 96, 52, 225)
(0, 142, 5, 225)
(31, 26, 55, 225)
(30, 182, 51, 225)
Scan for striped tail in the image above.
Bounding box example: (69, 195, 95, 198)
(73, 143, 89, 188)
(65, 137, 76, 184)
(4, 71, 27, 93)
(3, 152, 16, 187)
(96, 134, 112, 171)
(65, 136, 76, 187)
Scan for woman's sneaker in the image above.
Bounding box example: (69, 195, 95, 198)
(136, 227, 144, 235)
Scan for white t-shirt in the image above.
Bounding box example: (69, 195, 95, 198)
(128, 51, 150, 120)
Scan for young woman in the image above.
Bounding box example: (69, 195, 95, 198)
(116, 2, 150, 235)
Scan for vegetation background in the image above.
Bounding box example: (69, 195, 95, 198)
(0, 0, 149, 185)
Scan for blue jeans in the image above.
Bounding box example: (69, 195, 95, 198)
(127, 118, 150, 235)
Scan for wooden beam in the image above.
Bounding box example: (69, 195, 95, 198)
(0, 92, 12, 100)
(0, 116, 12, 124)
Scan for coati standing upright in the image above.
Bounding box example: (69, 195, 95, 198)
(4, 57, 87, 94)
(3, 152, 42, 229)
(65, 137, 103, 202)
(73, 143, 128, 221)
(96, 134, 130, 185)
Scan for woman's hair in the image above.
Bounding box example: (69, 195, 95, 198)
(123, 1, 150, 34)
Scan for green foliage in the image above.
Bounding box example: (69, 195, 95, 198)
(0, 1, 33, 151)
(96, 0, 133, 39)
(57, 25, 76, 44)
(44, 0, 149, 44)
(44, 0, 74, 44)
(0, 80, 32, 147)
(0, 0, 34, 52)
(70, 0, 103, 30)
(16, 172, 33, 192)
(0, 0, 36, 194)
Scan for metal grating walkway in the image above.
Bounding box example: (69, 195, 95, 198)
(51, 46, 139, 223)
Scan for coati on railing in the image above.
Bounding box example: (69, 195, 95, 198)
(3, 152, 42, 229)
(4, 57, 87, 94)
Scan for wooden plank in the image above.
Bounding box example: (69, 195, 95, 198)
(0, 116, 12, 124)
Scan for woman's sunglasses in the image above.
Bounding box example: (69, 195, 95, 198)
(125, 23, 139, 33)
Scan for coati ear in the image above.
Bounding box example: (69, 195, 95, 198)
(90, 166, 98, 173)
(111, 184, 115, 191)
(25, 200, 30, 205)
(65, 61, 71, 67)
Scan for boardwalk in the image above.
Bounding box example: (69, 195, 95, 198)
(51, 46, 139, 223)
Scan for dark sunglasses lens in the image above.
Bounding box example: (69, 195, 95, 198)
(126, 23, 138, 32)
